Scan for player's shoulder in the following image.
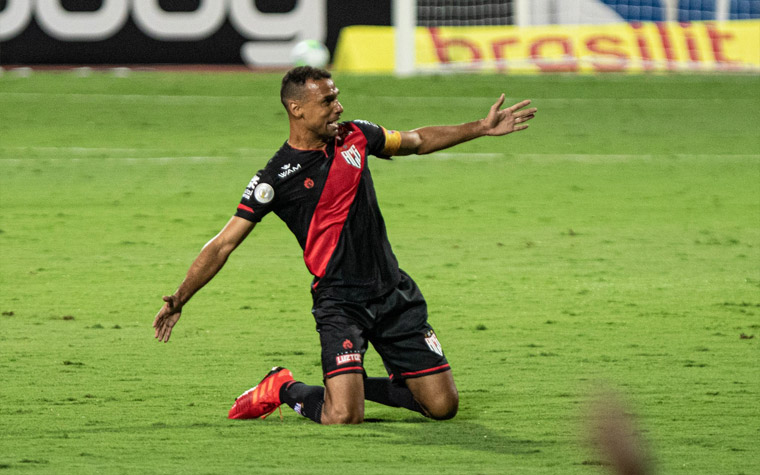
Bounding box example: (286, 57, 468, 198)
(263, 142, 294, 168)
(260, 142, 313, 184)
(347, 119, 383, 134)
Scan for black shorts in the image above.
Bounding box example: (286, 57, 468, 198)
(311, 271, 450, 384)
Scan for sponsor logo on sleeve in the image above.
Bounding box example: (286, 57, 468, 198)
(243, 175, 260, 199)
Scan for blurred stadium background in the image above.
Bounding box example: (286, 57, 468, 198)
(1, 2, 758, 474)
(1, 0, 758, 73)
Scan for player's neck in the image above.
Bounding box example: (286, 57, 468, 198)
(287, 130, 329, 152)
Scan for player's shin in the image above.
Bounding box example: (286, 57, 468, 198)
(279, 381, 325, 424)
(364, 377, 424, 415)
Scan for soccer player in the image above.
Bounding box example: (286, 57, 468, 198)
(153, 66, 536, 425)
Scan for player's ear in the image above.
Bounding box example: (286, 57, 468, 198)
(288, 99, 302, 118)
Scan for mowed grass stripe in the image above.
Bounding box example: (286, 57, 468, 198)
(2, 142, 759, 160)
(2, 150, 757, 163)
(1, 91, 749, 104)
(0, 72, 758, 475)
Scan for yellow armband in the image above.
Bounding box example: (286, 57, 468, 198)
(381, 128, 402, 156)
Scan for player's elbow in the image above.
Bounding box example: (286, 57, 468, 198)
(397, 130, 424, 156)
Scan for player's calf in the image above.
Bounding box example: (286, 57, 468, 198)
(320, 403, 364, 425)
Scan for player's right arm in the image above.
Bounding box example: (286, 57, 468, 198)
(391, 95, 535, 156)
(153, 216, 255, 342)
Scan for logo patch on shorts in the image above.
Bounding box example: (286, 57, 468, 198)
(336, 353, 361, 366)
(424, 330, 444, 357)
(342, 339, 353, 350)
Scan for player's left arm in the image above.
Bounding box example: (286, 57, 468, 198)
(385, 95, 536, 156)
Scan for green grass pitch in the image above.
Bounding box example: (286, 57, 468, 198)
(0, 70, 758, 474)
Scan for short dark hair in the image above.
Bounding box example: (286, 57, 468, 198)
(280, 66, 332, 109)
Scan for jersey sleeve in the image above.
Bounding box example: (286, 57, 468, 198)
(352, 120, 401, 159)
(234, 169, 276, 223)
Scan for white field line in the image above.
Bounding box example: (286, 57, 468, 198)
(405, 152, 760, 161)
(0, 92, 254, 105)
(509, 153, 760, 160)
(1, 150, 758, 165)
(0, 156, 232, 164)
(0, 146, 273, 156)
(0, 91, 742, 105)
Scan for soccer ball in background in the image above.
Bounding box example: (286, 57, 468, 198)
(290, 40, 330, 68)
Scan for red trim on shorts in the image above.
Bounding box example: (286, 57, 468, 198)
(237, 203, 254, 213)
(324, 366, 364, 378)
(400, 364, 451, 378)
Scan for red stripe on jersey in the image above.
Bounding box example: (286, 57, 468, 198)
(237, 203, 254, 213)
(303, 124, 367, 279)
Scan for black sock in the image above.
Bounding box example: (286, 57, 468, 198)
(364, 377, 424, 415)
(280, 381, 324, 424)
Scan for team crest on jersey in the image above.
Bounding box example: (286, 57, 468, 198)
(253, 183, 274, 203)
(341, 145, 362, 169)
(424, 330, 444, 357)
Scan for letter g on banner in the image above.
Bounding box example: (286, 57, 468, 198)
(0, 0, 33, 41)
(132, 0, 227, 40)
(35, 0, 129, 41)
(230, 0, 327, 66)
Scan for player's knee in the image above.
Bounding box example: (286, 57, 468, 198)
(424, 392, 459, 420)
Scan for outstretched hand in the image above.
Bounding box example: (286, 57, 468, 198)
(482, 94, 536, 136)
(153, 294, 183, 343)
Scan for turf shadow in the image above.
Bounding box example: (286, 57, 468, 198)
(362, 418, 551, 456)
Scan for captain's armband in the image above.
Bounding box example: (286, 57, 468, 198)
(381, 128, 402, 156)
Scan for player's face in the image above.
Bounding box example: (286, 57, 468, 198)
(299, 78, 343, 139)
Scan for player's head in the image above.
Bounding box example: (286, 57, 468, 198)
(281, 66, 343, 140)
(280, 66, 332, 110)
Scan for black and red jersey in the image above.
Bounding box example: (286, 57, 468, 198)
(235, 120, 403, 302)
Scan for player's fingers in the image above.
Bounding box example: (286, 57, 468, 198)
(156, 323, 171, 342)
(152, 304, 169, 328)
(506, 99, 532, 113)
(162, 295, 176, 309)
(491, 93, 506, 112)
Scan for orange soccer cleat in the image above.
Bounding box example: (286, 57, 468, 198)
(228, 367, 294, 420)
